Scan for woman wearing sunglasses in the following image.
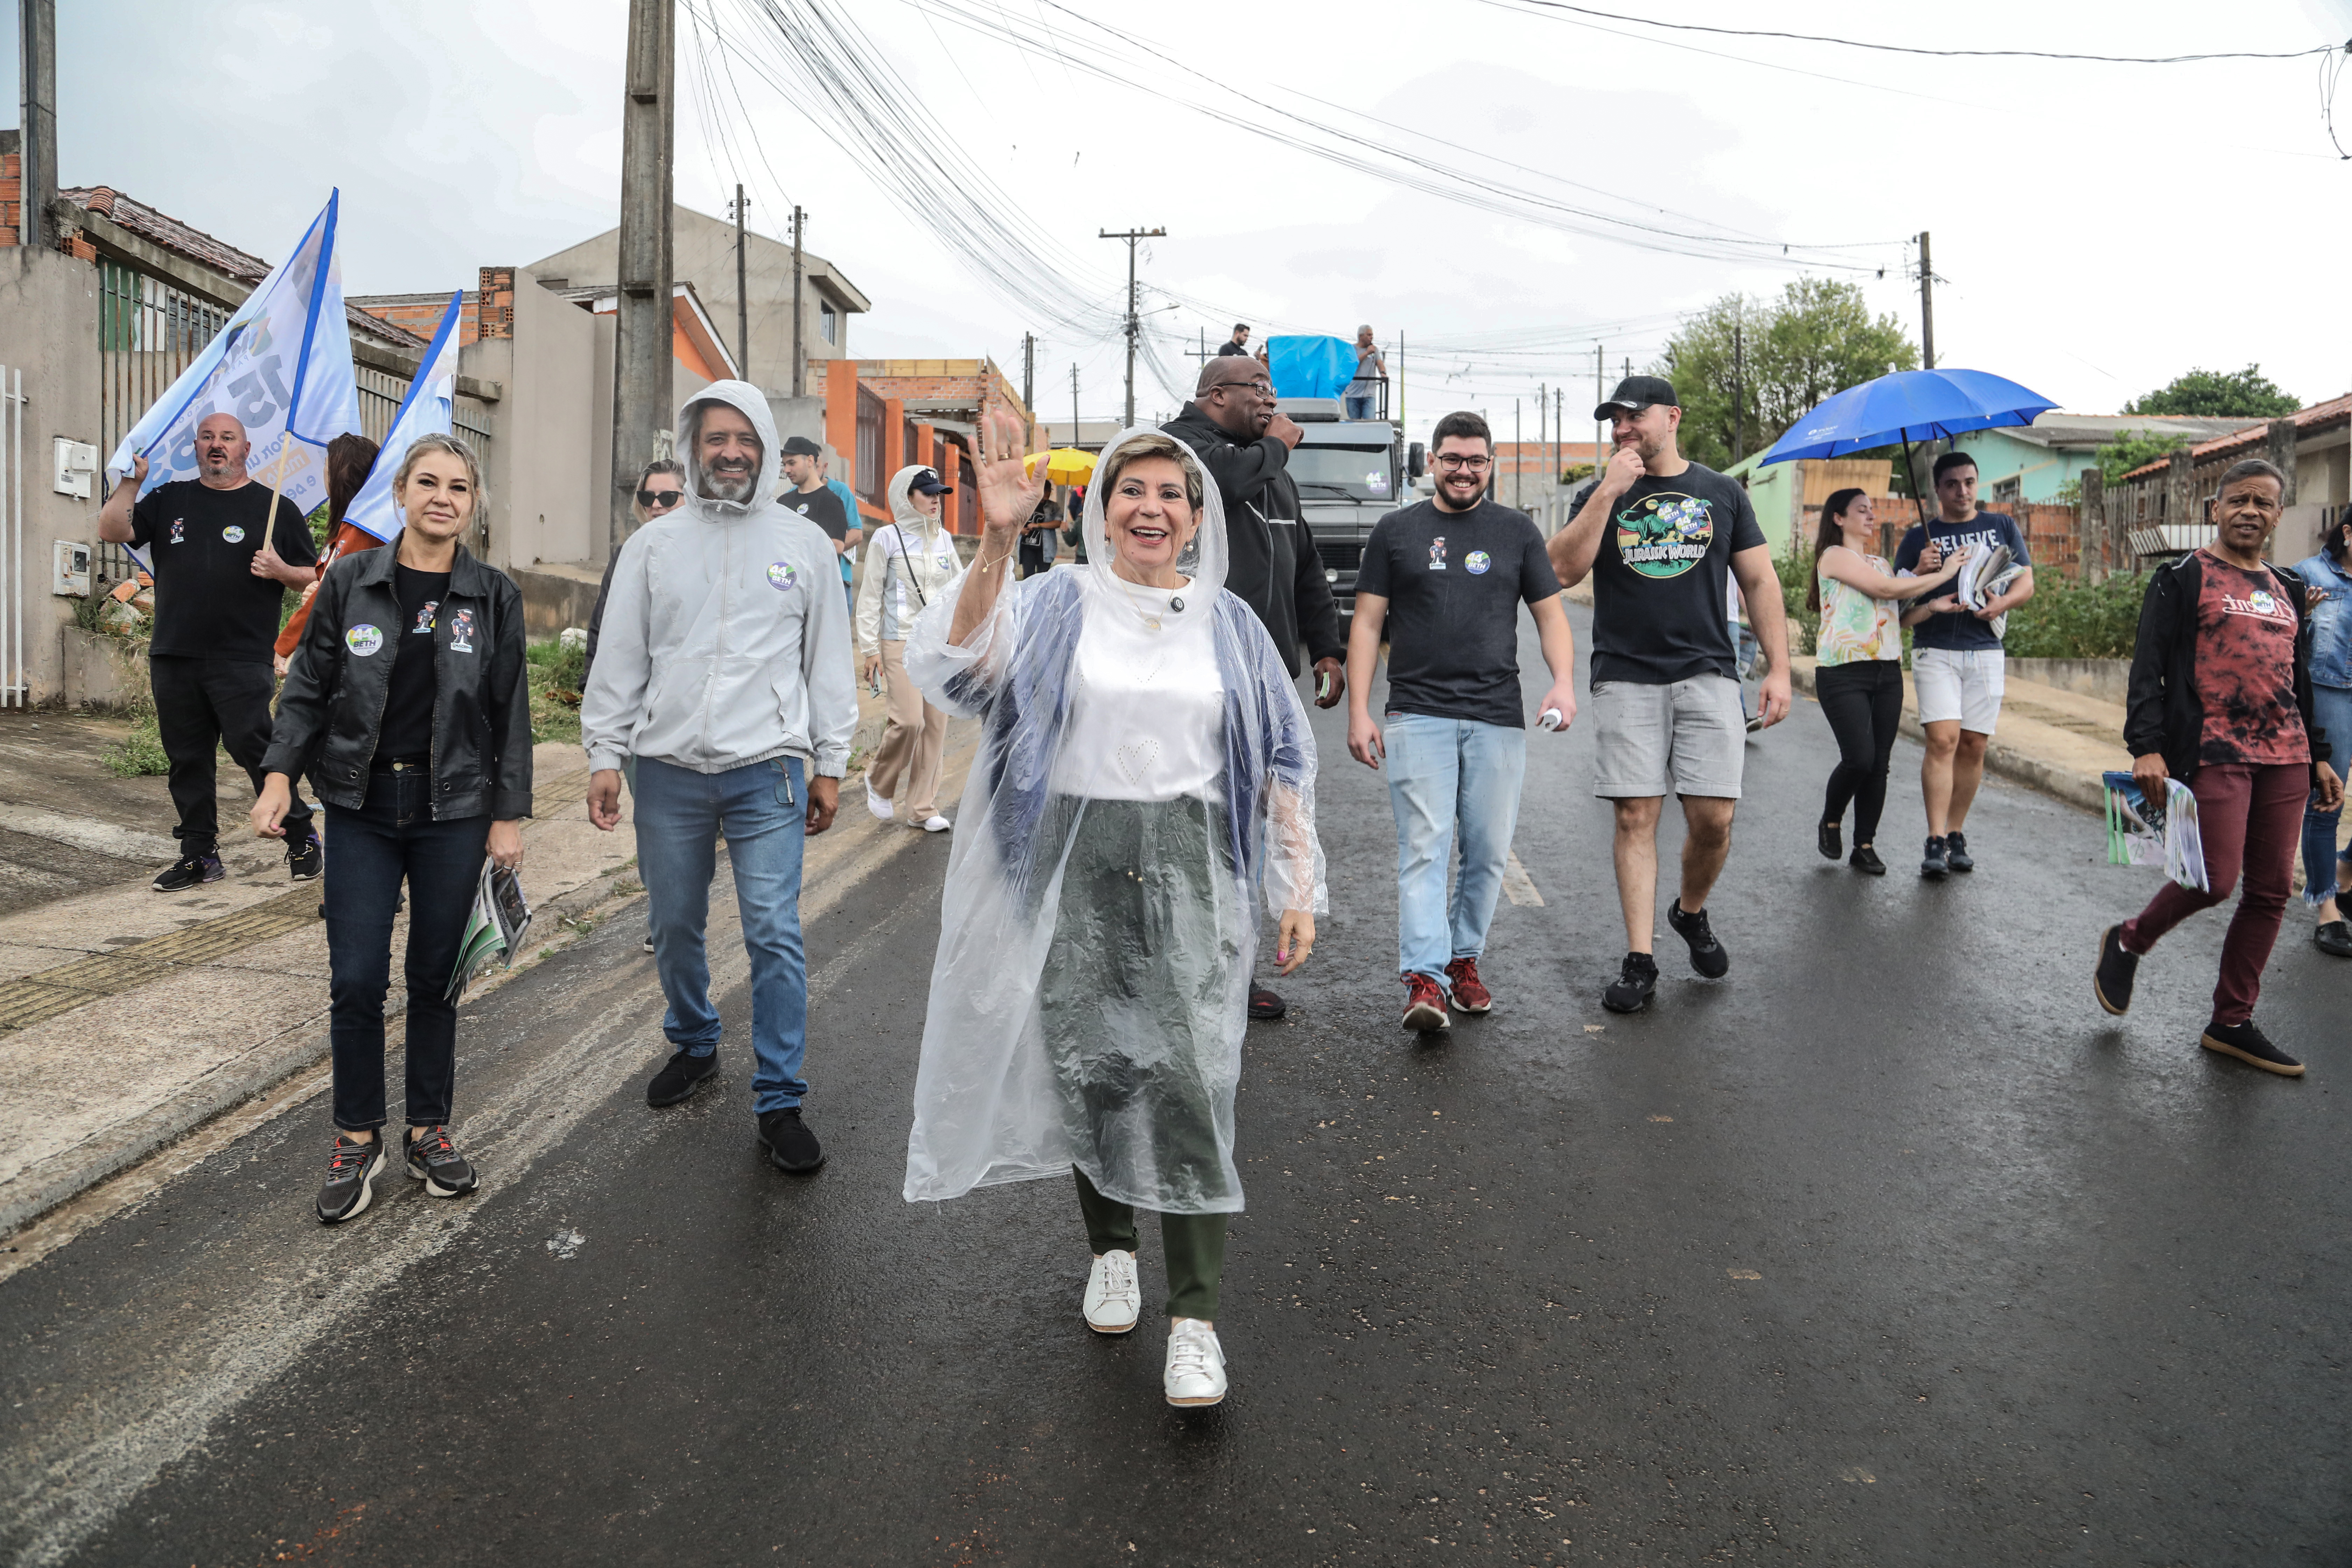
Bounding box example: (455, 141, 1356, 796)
(587, 460, 688, 675)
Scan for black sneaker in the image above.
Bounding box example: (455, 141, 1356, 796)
(2316, 920, 2352, 958)
(405, 1125, 478, 1197)
(2093, 924, 2139, 1016)
(316, 1134, 387, 1224)
(152, 853, 224, 893)
(646, 1047, 719, 1108)
(1666, 899, 1730, 979)
(1818, 820, 1842, 861)
(1248, 983, 1287, 1021)
(1850, 845, 1887, 876)
(1602, 952, 1658, 1014)
(286, 831, 323, 882)
(758, 1107, 826, 1173)
(1920, 836, 1949, 878)
(1945, 831, 1975, 873)
(2199, 1019, 2305, 1077)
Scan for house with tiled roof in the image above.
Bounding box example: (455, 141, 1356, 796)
(2101, 394, 2351, 560)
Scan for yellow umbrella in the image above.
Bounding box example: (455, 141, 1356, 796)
(1023, 447, 1097, 486)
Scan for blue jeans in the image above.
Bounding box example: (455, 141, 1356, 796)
(2302, 685, 2352, 908)
(634, 754, 811, 1112)
(1382, 713, 1528, 983)
(1344, 393, 1375, 421)
(323, 768, 489, 1130)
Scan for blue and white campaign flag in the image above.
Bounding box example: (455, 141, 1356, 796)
(341, 289, 464, 545)
(103, 190, 363, 564)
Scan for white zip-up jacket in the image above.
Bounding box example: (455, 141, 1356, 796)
(580, 381, 857, 779)
(857, 465, 963, 653)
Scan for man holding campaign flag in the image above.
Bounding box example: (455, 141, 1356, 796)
(96, 193, 362, 893)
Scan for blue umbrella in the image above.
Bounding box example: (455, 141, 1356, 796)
(1758, 367, 2058, 525)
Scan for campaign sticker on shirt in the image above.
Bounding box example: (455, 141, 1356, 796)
(168, 518, 186, 546)
(221, 525, 246, 544)
(1465, 550, 1492, 575)
(936, 549, 956, 570)
(446, 608, 476, 652)
(1428, 536, 1448, 570)
(345, 624, 384, 657)
(766, 561, 799, 592)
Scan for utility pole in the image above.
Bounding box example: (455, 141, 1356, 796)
(1537, 384, 1547, 525)
(1917, 230, 1936, 370)
(1022, 333, 1035, 414)
(790, 205, 806, 397)
(1554, 388, 1564, 515)
(610, 0, 676, 557)
(729, 183, 750, 385)
(1098, 227, 1164, 428)
(1594, 344, 1605, 480)
(1732, 322, 1745, 464)
(1514, 399, 1522, 510)
(1396, 331, 1406, 434)
(16, 0, 56, 253)
(1070, 363, 1080, 449)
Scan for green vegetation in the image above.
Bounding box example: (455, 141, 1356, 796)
(1658, 277, 1919, 471)
(2096, 429, 2193, 486)
(1775, 538, 1818, 657)
(527, 636, 587, 745)
(102, 702, 170, 777)
(2126, 364, 2300, 420)
(2000, 573, 2147, 661)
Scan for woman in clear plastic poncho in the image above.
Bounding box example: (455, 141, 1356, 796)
(902, 415, 1327, 1409)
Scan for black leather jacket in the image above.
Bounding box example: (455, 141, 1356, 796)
(1160, 402, 1344, 676)
(265, 544, 534, 819)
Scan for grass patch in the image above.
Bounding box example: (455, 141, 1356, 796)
(102, 707, 170, 777)
(526, 636, 588, 745)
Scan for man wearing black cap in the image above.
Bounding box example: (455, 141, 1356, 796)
(782, 434, 860, 612)
(1549, 376, 1792, 1015)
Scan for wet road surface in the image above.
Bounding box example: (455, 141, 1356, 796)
(4, 606, 2347, 1566)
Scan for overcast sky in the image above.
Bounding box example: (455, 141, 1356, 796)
(13, 1, 2352, 443)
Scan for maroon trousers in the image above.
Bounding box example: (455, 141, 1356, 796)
(2121, 761, 2307, 1026)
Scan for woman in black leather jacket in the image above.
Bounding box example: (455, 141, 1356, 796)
(252, 433, 532, 1224)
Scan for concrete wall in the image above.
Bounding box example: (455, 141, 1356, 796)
(460, 268, 614, 577)
(0, 244, 107, 706)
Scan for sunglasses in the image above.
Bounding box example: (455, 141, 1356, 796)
(636, 488, 685, 509)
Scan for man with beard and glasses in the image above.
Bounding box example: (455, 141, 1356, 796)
(97, 412, 321, 892)
(581, 383, 858, 1176)
(1162, 356, 1346, 1022)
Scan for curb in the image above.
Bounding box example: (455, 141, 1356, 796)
(1787, 658, 2108, 816)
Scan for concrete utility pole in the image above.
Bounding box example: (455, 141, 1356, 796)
(1554, 388, 1563, 511)
(17, 0, 56, 253)
(1396, 331, 1406, 434)
(1022, 333, 1035, 413)
(1917, 230, 1936, 371)
(1514, 399, 1522, 509)
(1098, 227, 1164, 428)
(730, 183, 750, 384)
(789, 206, 807, 398)
(1070, 363, 1080, 448)
(610, 0, 676, 557)
(1732, 322, 1745, 463)
(1594, 344, 1605, 476)
(1537, 384, 1547, 524)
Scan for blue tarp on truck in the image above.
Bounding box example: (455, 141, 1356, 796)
(1266, 335, 1358, 400)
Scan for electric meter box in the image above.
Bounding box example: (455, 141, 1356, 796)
(52, 439, 98, 500)
(53, 540, 93, 598)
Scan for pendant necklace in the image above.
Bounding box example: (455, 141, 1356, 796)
(1119, 578, 1185, 633)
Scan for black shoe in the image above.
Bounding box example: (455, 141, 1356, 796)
(2093, 924, 2139, 1016)
(1248, 983, 1286, 1021)
(1818, 820, 1842, 861)
(286, 830, 323, 882)
(405, 1125, 478, 1197)
(1920, 836, 1949, 878)
(152, 853, 224, 893)
(1601, 952, 1658, 1014)
(1665, 899, 1730, 979)
(1849, 845, 1887, 876)
(2200, 1018, 2305, 1077)
(758, 1107, 826, 1173)
(315, 1134, 386, 1224)
(646, 1047, 719, 1108)
(2316, 920, 2352, 958)
(1945, 831, 1975, 873)
(642, 934, 656, 954)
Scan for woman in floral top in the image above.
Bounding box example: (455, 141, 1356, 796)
(1810, 488, 1963, 874)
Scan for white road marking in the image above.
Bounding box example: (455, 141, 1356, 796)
(1502, 849, 1544, 907)
(0, 803, 180, 863)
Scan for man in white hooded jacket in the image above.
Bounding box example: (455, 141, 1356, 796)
(581, 383, 858, 1174)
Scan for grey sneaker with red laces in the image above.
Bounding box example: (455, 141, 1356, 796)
(405, 1125, 479, 1197)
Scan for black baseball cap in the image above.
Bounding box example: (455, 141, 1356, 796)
(908, 467, 950, 496)
(1593, 374, 1679, 421)
(780, 435, 823, 457)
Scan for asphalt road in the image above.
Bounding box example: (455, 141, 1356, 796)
(4, 604, 2348, 1566)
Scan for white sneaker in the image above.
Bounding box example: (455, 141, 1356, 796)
(1083, 1249, 1140, 1335)
(921, 814, 952, 833)
(1164, 1317, 1227, 1406)
(865, 783, 894, 822)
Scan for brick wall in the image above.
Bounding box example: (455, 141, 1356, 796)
(0, 150, 18, 248)
(356, 293, 484, 347)
(475, 267, 515, 342)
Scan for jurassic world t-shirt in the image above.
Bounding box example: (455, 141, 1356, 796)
(2191, 551, 2309, 767)
(1891, 511, 2031, 652)
(1355, 497, 1561, 728)
(127, 479, 317, 662)
(1574, 462, 1765, 685)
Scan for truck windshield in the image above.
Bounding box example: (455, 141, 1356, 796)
(1287, 444, 1393, 500)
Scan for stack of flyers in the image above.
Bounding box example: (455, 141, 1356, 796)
(2102, 770, 2209, 892)
(446, 861, 534, 1002)
(1955, 544, 2025, 638)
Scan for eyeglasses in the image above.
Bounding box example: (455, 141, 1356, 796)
(1433, 454, 1493, 473)
(636, 488, 684, 509)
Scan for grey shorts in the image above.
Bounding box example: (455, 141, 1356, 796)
(1590, 676, 1746, 799)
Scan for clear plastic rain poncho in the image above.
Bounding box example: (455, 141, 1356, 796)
(901, 427, 1328, 1214)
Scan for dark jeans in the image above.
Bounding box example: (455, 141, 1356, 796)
(1816, 659, 1904, 845)
(2121, 761, 2305, 1027)
(1075, 1167, 1227, 1322)
(149, 654, 313, 857)
(324, 767, 489, 1130)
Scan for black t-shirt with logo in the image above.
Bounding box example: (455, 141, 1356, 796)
(128, 479, 318, 662)
(1572, 462, 1765, 685)
(782, 484, 850, 542)
(1354, 497, 1561, 729)
(378, 564, 451, 763)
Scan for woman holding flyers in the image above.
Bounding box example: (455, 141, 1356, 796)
(1810, 488, 1963, 874)
(252, 433, 533, 1223)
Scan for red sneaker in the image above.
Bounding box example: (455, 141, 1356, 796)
(1401, 973, 1450, 1033)
(1444, 956, 1492, 1014)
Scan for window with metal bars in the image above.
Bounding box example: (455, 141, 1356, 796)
(856, 386, 885, 505)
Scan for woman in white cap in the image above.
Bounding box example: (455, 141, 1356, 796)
(900, 413, 1326, 1408)
(857, 464, 961, 832)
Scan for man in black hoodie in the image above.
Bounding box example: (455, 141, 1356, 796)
(1162, 355, 1347, 1019)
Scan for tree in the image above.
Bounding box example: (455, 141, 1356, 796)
(2095, 428, 2191, 485)
(2124, 364, 2300, 419)
(1656, 278, 1918, 471)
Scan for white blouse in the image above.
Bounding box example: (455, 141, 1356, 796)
(1049, 574, 1225, 803)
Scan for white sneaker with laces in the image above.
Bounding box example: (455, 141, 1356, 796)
(922, 814, 952, 833)
(1164, 1317, 1227, 1406)
(866, 783, 895, 822)
(1083, 1249, 1140, 1334)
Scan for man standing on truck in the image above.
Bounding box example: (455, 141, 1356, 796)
(1162, 355, 1347, 1021)
(1217, 323, 1252, 357)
